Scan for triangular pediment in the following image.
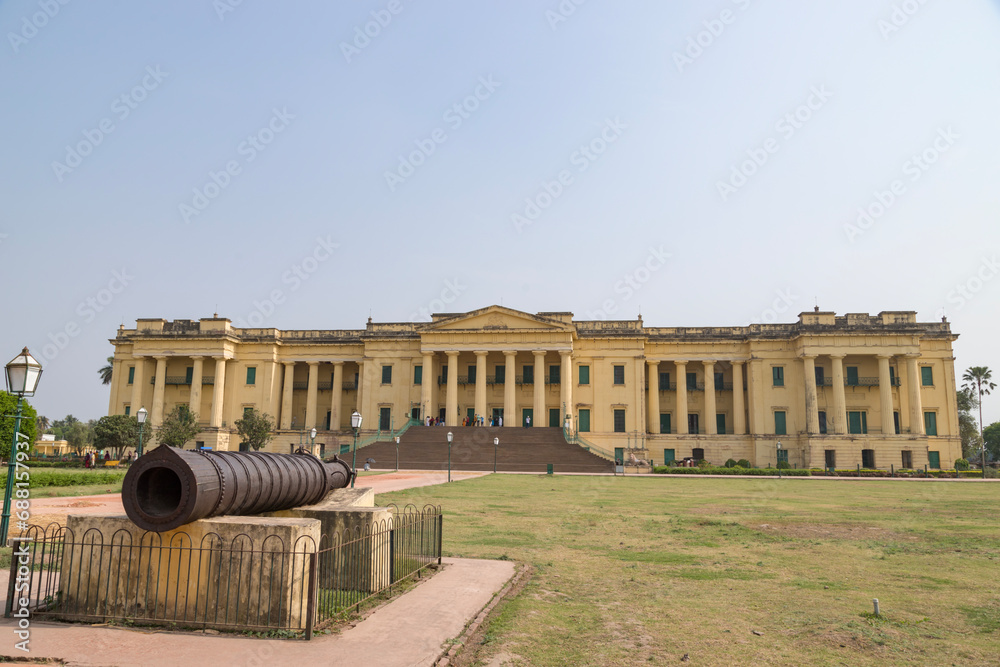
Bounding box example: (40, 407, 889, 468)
(422, 306, 572, 332)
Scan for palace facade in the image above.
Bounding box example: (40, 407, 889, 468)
(106, 305, 961, 469)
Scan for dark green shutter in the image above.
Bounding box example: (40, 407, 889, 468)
(716, 413, 726, 434)
(578, 409, 590, 432)
(414, 365, 422, 385)
(659, 413, 671, 434)
(928, 451, 940, 468)
(614, 409, 626, 432)
(774, 411, 786, 435)
(846, 367, 859, 386)
(772, 367, 784, 386)
(924, 411, 937, 436)
(245, 367, 255, 385)
(549, 408, 560, 427)
(382, 365, 392, 384)
(579, 365, 590, 385)
(663, 449, 675, 465)
(921, 366, 933, 386)
(128, 366, 135, 384)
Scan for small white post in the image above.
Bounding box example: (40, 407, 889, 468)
(873, 599, 880, 616)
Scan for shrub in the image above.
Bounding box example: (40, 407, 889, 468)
(737, 459, 751, 469)
(955, 458, 970, 471)
(651, 466, 810, 477)
(697, 459, 712, 468)
(724, 458, 738, 468)
(776, 461, 791, 470)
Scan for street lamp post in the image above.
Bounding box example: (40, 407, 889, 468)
(394, 436, 400, 472)
(447, 431, 453, 482)
(776, 441, 782, 479)
(310, 427, 317, 456)
(2, 347, 43, 544)
(350, 410, 362, 487)
(136, 407, 148, 457)
(493, 436, 500, 474)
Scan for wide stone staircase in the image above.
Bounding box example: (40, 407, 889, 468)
(356, 426, 613, 473)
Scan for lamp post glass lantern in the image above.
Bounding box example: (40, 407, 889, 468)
(776, 441, 782, 478)
(447, 431, 454, 482)
(2, 347, 43, 544)
(136, 407, 148, 457)
(493, 436, 499, 474)
(310, 427, 317, 455)
(350, 411, 362, 487)
(394, 436, 400, 472)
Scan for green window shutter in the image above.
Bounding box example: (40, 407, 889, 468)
(846, 367, 859, 386)
(848, 411, 863, 434)
(716, 413, 726, 434)
(549, 408, 560, 427)
(777, 449, 788, 464)
(772, 367, 784, 387)
(659, 413, 671, 434)
(613, 409, 626, 432)
(687, 372, 697, 390)
(579, 365, 590, 385)
(578, 409, 590, 432)
(468, 365, 476, 383)
(924, 411, 937, 436)
(774, 411, 786, 435)
(128, 366, 135, 384)
(495, 365, 505, 383)
(382, 365, 392, 384)
(245, 367, 255, 385)
(613, 366, 625, 384)
(185, 367, 194, 383)
(663, 449, 675, 465)
(928, 451, 940, 468)
(414, 365, 422, 385)
(659, 372, 670, 390)
(921, 366, 933, 386)
(862, 412, 868, 434)
(889, 366, 896, 386)
(124, 405, 130, 416)
(523, 366, 533, 383)
(549, 365, 560, 384)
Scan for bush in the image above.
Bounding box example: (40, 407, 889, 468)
(652, 466, 810, 477)
(737, 459, 751, 469)
(0, 469, 126, 489)
(776, 461, 791, 470)
(955, 458, 970, 471)
(724, 458, 738, 468)
(696, 459, 712, 468)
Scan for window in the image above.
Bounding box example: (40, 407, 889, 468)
(774, 411, 786, 435)
(928, 451, 940, 469)
(185, 367, 194, 384)
(380, 407, 391, 431)
(716, 413, 726, 435)
(921, 366, 933, 386)
(772, 366, 784, 387)
(846, 366, 859, 386)
(815, 367, 825, 386)
(777, 449, 788, 465)
(613, 365, 625, 385)
(579, 365, 590, 385)
(549, 408, 560, 427)
(127, 366, 135, 385)
(495, 365, 505, 384)
(663, 449, 675, 465)
(659, 413, 671, 434)
(824, 450, 836, 470)
(901, 450, 912, 469)
(549, 365, 560, 384)
(523, 365, 534, 384)
(441, 365, 448, 382)
(686, 372, 697, 390)
(658, 372, 670, 390)
(245, 367, 256, 385)
(862, 449, 875, 469)
(848, 411, 868, 434)
(692, 447, 705, 461)
(578, 409, 591, 432)
(613, 409, 626, 432)
(688, 414, 699, 435)
(382, 365, 392, 384)
(467, 365, 476, 383)
(818, 411, 827, 434)
(924, 411, 937, 436)
(243, 406, 254, 418)
(124, 405, 131, 416)
(889, 366, 897, 386)
(894, 411, 900, 434)
(413, 365, 423, 385)
(714, 372, 724, 390)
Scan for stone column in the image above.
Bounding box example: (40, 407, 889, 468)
(702, 360, 717, 434)
(331, 362, 343, 430)
(560, 350, 573, 430)
(802, 355, 819, 434)
(420, 353, 433, 422)
(646, 360, 660, 434)
(906, 354, 924, 435)
(675, 361, 688, 434)
(130, 357, 145, 415)
(732, 361, 746, 435)
(190, 357, 204, 420)
(305, 361, 319, 430)
(280, 362, 295, 430)
(210, 357, 227, 428)
(474, 351, 487, 420)
(877, 354, 895, 435)
(150, 356, 167, 426)
(445, 351, 459, 426)
(503, 351, 516, 427)
(533, 351, 546, 426)
(830, 354, 847, 435)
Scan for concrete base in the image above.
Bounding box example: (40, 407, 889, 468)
(62, 514, 320, 631)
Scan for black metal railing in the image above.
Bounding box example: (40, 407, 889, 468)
(151, 376, 214, 385)
(847, 377, 879, 387)
(343, 381, 358, 391)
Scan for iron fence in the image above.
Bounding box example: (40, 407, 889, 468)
(5, 504, 442, 639)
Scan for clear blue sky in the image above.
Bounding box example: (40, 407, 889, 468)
(2, 0, 998, 426)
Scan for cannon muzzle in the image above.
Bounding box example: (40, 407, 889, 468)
(122, 446, 355, 532)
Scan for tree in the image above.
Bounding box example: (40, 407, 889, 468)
(92, 414, 141, 459)
(957, 387, 982, 460)
(0, 391, 38, 460)
(156, 406, 199, 448)
(962, 366, 995, 470)
(35, 415, 50, 434)
(983, 421, 1000, 463)
(49, 414, 92, 455)
(234, 409, 275, 451)
(99, 356, 113, 385)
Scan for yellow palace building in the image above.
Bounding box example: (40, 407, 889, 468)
(106, 305, 961, 470)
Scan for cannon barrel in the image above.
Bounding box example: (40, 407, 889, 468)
(122, 446, 355, 532)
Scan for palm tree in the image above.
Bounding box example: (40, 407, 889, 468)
(962, 366, 995, 473)
(36, 415, 50, 434)
(99, 356, 114, 385)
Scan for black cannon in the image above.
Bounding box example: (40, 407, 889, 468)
(122, 446, 355, 532)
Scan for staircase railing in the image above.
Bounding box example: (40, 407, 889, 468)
(563, 427, 616, 461)
(352, 418, 421, 451)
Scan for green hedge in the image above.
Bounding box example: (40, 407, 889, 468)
(652, 466, 811, 476)
(0, 469, 127, 489)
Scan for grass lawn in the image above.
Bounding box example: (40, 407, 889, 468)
(379, 474, 1000, 666)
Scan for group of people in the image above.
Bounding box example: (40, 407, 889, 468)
(462, 414, 502, 427)
(83, 450, 137, 468)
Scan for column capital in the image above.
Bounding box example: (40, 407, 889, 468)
(799, 353, 817, 360)
(876, 353, 894, 360)
(559, 350, 571, 358)
(731, 359, 746, 366)
(702, 359, 715, 367)
(828, 353, 846, 359)
(154, 355, 168, 361)
(284, 360, 296, 367)
(333, 360, 345, 366)
(474, 350, 488, 357)
(307, 360, 319, 366)
(674, 359, 688, 366)
(503, 350, 517, 357)
(532, 350, 546, 358)
(646, 359, 659, 367)
(903, 353, 921, 359)
(189, 355, 203, 360)
(445, 350, 459, 358)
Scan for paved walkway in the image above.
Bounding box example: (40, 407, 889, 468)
(0, 470, 508, 667)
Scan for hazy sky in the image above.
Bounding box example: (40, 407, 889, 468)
(2, 1, 998, 425)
